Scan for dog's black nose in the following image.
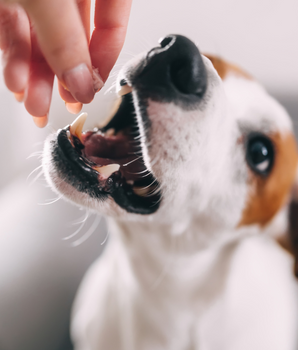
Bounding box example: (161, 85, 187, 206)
(133, 35, 207, 107)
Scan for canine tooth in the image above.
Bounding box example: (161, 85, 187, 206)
(118, 84, 132, 96)
(94, 164, 120, 178)
(69, 112, 87, 142)
(66, 130, 71, 140)
(133, 186, 151, 197)
(105, 128, 115, 137)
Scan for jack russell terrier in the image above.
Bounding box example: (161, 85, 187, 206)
(43, 35, 298, 349)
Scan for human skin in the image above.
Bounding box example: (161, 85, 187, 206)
(0, 0, 132, 127)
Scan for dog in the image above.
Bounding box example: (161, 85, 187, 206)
(43, 35, 298, 349)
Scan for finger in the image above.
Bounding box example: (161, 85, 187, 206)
(77, 0, 91, 41)
(24, 28, 54, 120)
(58, 80, 78, 103)
(90, 0, 132, 82)
(0, 3, 30, 94)
(58, 0, 91, 104)
(22, 0, 103, 104)
(14, 91, 25, 102)
(66, 102, 83, 114)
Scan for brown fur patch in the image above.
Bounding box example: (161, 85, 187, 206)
(204, 54, 252, 80)
(239, 133, 298, 227)
(288, 201, 298, 277)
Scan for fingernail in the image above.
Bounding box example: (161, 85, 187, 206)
(63, 63, 95, 103)
(92, 67, 104, 92)
(14, 91, 25, 102)
(33, 115, 48, 128)
(66, 102, 83, 114)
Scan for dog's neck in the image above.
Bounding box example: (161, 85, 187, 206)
(107, 218, 240, 296)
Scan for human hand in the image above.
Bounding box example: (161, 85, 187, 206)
(0, 0, 132, 127)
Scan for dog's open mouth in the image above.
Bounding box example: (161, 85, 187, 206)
(53, 84, 161, 214)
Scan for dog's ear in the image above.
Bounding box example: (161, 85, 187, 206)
(204, 54, 251, 81)
(288, 178, 298, 278)
(278, 173, 298, 278)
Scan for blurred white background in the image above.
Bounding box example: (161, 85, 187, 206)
(0, 0, 297, 349)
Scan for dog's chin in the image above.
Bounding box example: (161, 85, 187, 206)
(43, 89, 162, 216)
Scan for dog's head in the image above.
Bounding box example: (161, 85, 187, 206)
(43, 35, 298, 240)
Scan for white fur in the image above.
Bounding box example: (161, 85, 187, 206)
(43, 51, 298, 349)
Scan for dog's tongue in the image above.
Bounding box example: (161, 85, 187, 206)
(83, 131, 146, 182)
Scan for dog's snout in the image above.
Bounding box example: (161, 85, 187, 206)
(133, 35, 208, 107)
(160, 35, 207, 95)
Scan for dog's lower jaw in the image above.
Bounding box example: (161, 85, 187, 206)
(71, 218, 298, 350)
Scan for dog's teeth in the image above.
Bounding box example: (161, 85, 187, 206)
(94, 164, 120, 178)
(118, 84, 132, 97)
(66, 130, 71, 140)
(69, 112, 87, 142)
(105, 128, 115, 137)
(133, 186, 151, 197)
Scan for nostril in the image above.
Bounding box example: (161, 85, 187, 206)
(170, 59, 207, 96)
(159, 36, 174, 49)
(136, 35, 208, 102)
(120, 79, 127, 86)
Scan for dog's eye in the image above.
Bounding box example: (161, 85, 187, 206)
(246, 135, 274, 176)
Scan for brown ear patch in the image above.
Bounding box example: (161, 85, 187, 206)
(288, 201, 298, 277)
(239, 133, 298, 227)
(204, 54, 252, 80)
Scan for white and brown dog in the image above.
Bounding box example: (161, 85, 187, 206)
(43, 35, 298, 349)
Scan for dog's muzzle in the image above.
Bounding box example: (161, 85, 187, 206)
(130, 34, 208, 108)
(47, 35, 208, 216)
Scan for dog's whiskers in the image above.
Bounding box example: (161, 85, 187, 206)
(128, 151, 143, 156)
(27, 164, 43, 180)
(127, 168, 149, 175)
(140, 178, 158, 190)
(27, 151, 43, 160)
(27, 165, 45, 186)
(150, 155, 160, 167)
(46, 123, 57, 133)
(121, 50, 138, 58)
(63, 211, 90, 241)
(38, 194, 63, 206)
(122, 157, 142, 167)
(101, 227, 110, 246)
(104, 82, 117, 95)
(139, 172, 152, 179)
(146, 185, 162, 197)
(72, 215, 102, 247)
(69, 209, 90, 226)
(29, 169, 45, 187)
